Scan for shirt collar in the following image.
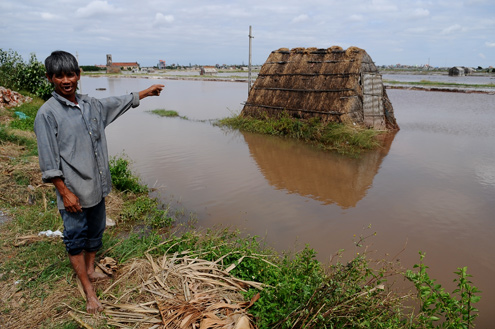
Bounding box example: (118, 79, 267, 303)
(51, 91, 80, 107)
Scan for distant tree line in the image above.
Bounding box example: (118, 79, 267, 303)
(80, 65, 106, 72)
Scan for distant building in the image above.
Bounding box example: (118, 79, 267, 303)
(200, 66, 217, 75)
(106, 54, 139, 73)
(449, 66, 472, 76)
(158, 60, 166, 69)
(112, 62, 139, 70)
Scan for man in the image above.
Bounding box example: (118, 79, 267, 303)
(34, 50, 164, 313)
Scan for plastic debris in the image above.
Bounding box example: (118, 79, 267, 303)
(106, 217, 116, 227)
(38, 230, 63, 238)
(14, 111, 29, 120)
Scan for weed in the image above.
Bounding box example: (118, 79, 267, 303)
(150, 109, 179, 117)
(120, 195, 173, 229)
(216, 112, 381, 156)
(12, 169, 30, 186)
(405, 252, 481, 328)
(149, 109, 188, 120)
(0, 125, 38, 155)
(109, 155, 147, 194)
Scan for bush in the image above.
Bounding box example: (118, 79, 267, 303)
(0, 49, 53, 100)
(109, 156, 147, 194)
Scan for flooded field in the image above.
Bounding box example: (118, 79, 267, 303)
(81, 76, 495, 326)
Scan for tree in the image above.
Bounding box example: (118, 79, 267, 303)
(0, 49, 53, 100)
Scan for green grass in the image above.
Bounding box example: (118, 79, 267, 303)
(217, 113, 381, 156)
(150, 109, 179, 117)
(0, 125, 38, 155)
(149, 109, 189, 120)
(109, 156, 148, 194)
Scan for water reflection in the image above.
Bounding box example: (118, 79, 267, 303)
(243, 132, 396, 208)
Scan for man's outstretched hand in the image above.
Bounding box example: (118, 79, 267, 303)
(139, 84, 164, 99)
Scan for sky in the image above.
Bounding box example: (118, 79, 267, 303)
(1, 0, 494, 68)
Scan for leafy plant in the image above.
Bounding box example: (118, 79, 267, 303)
(0, 49, 53, 100)
(109, 156, 147, 193)
(120, 195, 173, 228)
(405, 252, 481, 328)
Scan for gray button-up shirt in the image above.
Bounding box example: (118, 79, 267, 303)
(34, 91, 140, 210)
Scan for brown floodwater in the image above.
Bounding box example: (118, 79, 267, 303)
(82, 76, 495, 326)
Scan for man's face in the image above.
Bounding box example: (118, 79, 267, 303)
(47, 71, 80, 101)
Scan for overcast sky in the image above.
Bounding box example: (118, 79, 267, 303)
(1, 0, 494, 68)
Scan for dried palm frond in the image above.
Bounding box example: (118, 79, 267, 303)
(97, 252, 261, 328)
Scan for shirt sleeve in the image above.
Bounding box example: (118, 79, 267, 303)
(99, 92, 140, 127)
(34, 110, 64, 183)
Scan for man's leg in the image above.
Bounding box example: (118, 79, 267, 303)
(61, 199, 106, 313)
(68, 253, 103, 314)
(84, 250, 108, 281)
(85, 199, 108, 282)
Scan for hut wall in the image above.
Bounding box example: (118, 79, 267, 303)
(242, 46, 399, 130)
(362, 73, 385, 129)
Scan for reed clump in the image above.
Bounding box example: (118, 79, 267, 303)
(217, 112, 381, 156)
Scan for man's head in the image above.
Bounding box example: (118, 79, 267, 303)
(45, 51, 81, 102)
(45, 50, 80, 79)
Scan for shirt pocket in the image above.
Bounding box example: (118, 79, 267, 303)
(90, 117, 101, 140)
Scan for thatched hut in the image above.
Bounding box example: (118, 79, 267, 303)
(241, 46, 399, 130)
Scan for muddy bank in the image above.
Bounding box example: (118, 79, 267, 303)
(384, 84, 495, 94)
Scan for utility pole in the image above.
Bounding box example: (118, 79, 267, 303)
(76, 51, 82, 93)
(248, 26, 254, 93)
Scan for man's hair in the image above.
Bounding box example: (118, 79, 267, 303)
(45, 51, 80, 78)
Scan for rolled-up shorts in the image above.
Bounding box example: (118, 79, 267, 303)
(60, 198, 106, 256)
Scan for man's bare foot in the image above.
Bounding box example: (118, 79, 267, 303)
(88, 271, 109, 283)
(87, 295, 104, 314)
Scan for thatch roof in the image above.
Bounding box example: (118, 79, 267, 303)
(242, 46, 399, 130)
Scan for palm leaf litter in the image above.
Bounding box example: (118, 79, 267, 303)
(74, 247, 263, 329)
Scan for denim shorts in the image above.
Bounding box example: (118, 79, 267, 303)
(60, 198, 106, 255)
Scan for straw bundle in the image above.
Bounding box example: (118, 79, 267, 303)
(99, 252, 261, 328)
(242, 46, 398, 130)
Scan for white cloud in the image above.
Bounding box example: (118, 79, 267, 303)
(154, 13, 175, 26)
(76, 1, 116, 18)
(40, 12, 57, 20)
(411, 8, 430, 18)
(369, 0, 398, 12)
(479, 53, 486, 59)
(467, 0, 490, 4)
(441, 24, 462, 35)
(405, 27, 428, 33)
(1, 0, 494, 67)
(349, 14, 364, 22)
(291, 14, 309, 23)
